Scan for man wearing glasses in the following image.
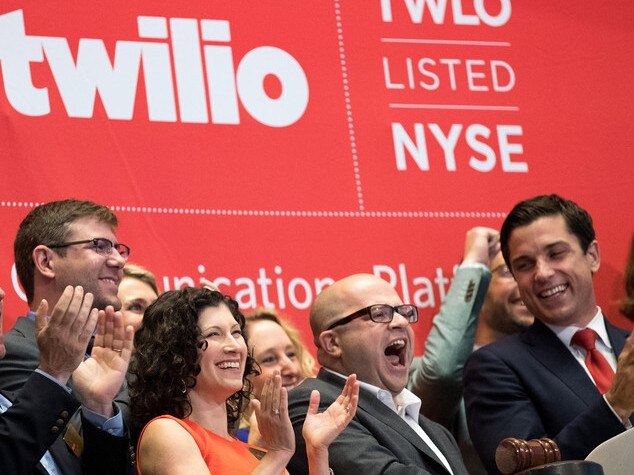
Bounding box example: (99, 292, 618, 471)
(287, 273, 468, 475)
(0, 199, 134, 473)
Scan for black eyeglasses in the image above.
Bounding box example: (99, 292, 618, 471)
(327, 304, 418, 330)
(47, 238, 130, 260)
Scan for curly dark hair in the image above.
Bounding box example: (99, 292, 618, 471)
(128, 287, 258, 430)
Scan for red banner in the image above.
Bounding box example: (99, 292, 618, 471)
(2, 1, 633, 354)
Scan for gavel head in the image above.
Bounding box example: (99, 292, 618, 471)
(496, 438, 561, 475)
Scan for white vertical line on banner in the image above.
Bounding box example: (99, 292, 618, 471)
(333, 0, 365, 211)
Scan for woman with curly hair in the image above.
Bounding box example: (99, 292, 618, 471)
(237, 309, 316, 444)
(129, 287, 358, 475)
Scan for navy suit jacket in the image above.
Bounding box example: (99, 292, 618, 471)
(0, 316, 133, 474)
(0, 372, 79, 475)
(288, 368, 468, 475)
(463, 318, 631, 474)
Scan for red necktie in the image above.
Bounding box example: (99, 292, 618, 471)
(571, 328, 615, 394)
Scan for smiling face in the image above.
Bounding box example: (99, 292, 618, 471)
(50, 216, 125, 310)
(507, 215, 600, 327)
(481, 252, 534, 335)
(248, 319, 303, 398)
(193, 304, 248, 405)
(118, 276, 159, 331)
(317, 274, 414, 396)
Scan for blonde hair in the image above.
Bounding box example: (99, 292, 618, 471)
(245, 308, 316, 378)
(123, 263, 159, 296)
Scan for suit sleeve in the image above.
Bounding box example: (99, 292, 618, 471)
(463, 345, 626, 474)
(80, 409, 135, 475)
(408, 265, 490, 428)
(0, 372, 80, 475)
(0, 318, 41, 393)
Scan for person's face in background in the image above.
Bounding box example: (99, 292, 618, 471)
(118, 276, 158, 331)
(0, 286, 6, 359)
(248, 319, 303, 398)
(481, 252, 534, 334)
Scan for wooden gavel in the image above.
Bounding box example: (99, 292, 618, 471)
(495, 437, 561, 474)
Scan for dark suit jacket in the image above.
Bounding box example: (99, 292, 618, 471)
(0, 316, 134, 474)
(463, 318, 631, 474)
(0, 372, 79, 475)
(288, 369, 468, 475)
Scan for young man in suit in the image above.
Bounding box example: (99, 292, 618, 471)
(0, 199, 136, 473)
(287, 273, 468, 475)
(463, 194, 634, 474)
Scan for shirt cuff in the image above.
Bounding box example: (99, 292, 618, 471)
(459, 261, 489, 271)
(82, 403, 125, 436)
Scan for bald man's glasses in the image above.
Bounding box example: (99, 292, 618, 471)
(327, 304, 418, 330)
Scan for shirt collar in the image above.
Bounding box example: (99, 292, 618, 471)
(0, 392, 12, 412)
(544, 307, 612, 349)
(322, 367, 421, 418)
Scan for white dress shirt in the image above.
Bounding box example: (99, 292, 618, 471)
(325, 368, 454, 474)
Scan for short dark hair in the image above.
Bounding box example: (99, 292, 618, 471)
(500, 194, 596, 268)
(14, 199, 118, 303)
(129, 287, 257, 430)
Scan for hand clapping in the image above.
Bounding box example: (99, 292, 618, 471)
(302, 374, 359, 451)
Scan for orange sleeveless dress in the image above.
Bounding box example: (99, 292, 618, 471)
(137, 415, 266, 474)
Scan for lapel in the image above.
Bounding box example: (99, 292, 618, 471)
(1, 389, 16, 402)
(522, 320, 602, 406)
(14, 316, 37, 343)
(48, 432, 82, 474)
(604, 319, 633, 424)
(317, 369, 451, 473)
(605, 319, 629, 357)
(521, 318, 631, 409)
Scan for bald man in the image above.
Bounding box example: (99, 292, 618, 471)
(287, 274, 467, 475)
